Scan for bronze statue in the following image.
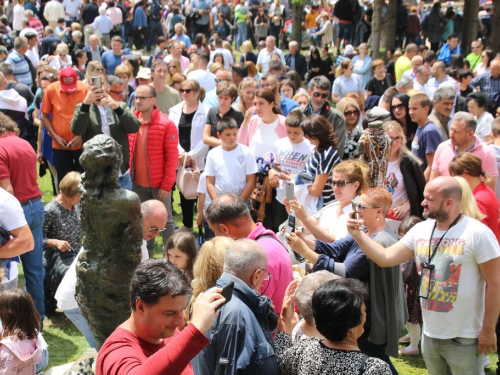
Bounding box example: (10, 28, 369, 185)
(76, 135, 143, 346)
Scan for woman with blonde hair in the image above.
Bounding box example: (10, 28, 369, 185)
(383, 121, 425, 219)
(293, 92, 309, 108)
(332, 59, 363, 104)
(165, 58, 181, 85)
(49, 43, 72, 71)
(240, 40, 257, 64)
(85, 61, 105, 83)
(114, 64, 134, 102)
(336, 97, 362, 159)
(454, 176, 484, 221)
(234, 78, 258, 114)
(209, 62, 223, 74)
(168, 79, 208, 232)
(169, 72, 187, 94)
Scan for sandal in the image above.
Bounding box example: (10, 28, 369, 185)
(398, 335, 410, 344)
(399, 347, 419, 356)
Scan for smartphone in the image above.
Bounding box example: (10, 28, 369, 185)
(271, 164, 283, 173)
(299, 171, 315, 182)
(285, 213, 295, 235)
(91, 76, 102, 89)
(285, 181, 294, 202)
(216, 281, 234, 311)
(352, 200, 358, 220)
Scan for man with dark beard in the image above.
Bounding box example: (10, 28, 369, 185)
(346, 176, 500, 375)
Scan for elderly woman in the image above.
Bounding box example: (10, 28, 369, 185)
(49, 43, 72, 71)
(168, 80, 209, 232)
(276, 278, 392, 374)
(43, 172, 82, 315)
(332, 59, 363, 104)
(114, 64, 135, 102)
(311, 12, 332, 49)
(288, 187, 407, 373)
(336, 97, 362, 160)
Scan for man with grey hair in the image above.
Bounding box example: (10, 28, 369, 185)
(25, 9, 43, 47)
(5, 36, 33, 88)
(19, 18, 38, 40)
(428, 86, 455, 141)
(412, 65, 431, 97)
(284, 40, 307, 80)
(83, 34, 104, 64)
(193, 238, 279, 375)
(402, 55, 423, 81)
(396, 77, 413, 94)
(430, 111, 498, 191)
(256, 35, 285, 74)
(0, 62, 33, 105)
(301, 75, 346, 158)
(268, 58, 283, 75)
(203, 68, 233, 108)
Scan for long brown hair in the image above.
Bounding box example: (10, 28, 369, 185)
(301, 114, 338, 152)
(0, 289, 40, 340)
(165, 232, 198, 280)
(448, 152, 491, 184)
(254, 88, 282, 115)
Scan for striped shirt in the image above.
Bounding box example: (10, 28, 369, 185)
(303, 145, 340, 205)
(5, 50, 32, 88)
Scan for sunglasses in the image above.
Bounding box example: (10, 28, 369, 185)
(145, 221, 166, 233)
(312, 91, 329, 99)
(95, 68, 105, 72)
(215, 78, 230, 83)
(355, 203, 380, 212)
(180, 88, 192, 93)
(331, 179, 353, 187)
(344, 110, 360, 117)
(110, 90, 125, 96)
(390, 136, 402, 142)
(391, 103, 405, 111)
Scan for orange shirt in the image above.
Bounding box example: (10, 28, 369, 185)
(41, 80, 89, 150)
(133, 121, 151, 187)
(305, 12, 318, 29)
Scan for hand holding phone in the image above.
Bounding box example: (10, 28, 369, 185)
(352, 200, 358, 220)
(215, 281, 234, 311)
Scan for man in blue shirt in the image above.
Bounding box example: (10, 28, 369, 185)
(437, 33, 461, 67)
(102, 36, 124, 76)
(261, 73, 299, 116)
(5, 37, 33, 88)
(171, 23, 191, 48)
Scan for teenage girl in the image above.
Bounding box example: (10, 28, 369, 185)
(165, 232, 198, 283)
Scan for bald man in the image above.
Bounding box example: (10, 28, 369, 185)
(346, 176, 500, 374)
(140, 199, 168, 260)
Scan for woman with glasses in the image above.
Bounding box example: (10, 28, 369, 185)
(285, 160, 368, 243)
(390, 93, 417, 149)
(287, 188, 406, 374)
(337, 97, 361, 160)
(234, 79, 259, 114)
(383, 121, 425, 220)
(49, 43, 72, 71)
(165, 58, 181, 86)
(332, 59, 363, 104)
(364, 59, 393, 101)
(168, 80, 209, 232)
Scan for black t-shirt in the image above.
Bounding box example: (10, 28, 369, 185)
(179, 110, 196, 152)
(82, 3, 99, 26)
(206, 107, 244, 138)
(365, 75, 393, 97)
(460, 85, 473, 98)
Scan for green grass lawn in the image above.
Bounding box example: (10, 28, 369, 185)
(31, 164, 499, 373)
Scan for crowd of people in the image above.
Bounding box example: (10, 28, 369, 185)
(1, 0, 500, 374)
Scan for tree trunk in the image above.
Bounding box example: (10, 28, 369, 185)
(461, 0, 479, 56)
(370, 0, 383, 58)
(490, 0, 500, 55)
(290, 0, 303, 47)
(385, 0, 397, 51)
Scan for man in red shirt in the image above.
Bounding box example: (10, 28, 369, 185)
(128, 84, 178, 257)
(0, 112, 45, 320)
(96, 259, 225, 375)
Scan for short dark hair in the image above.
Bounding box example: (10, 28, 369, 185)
(217, 116, 238, 133)
(308, 75, 331, 92)
(301, 114, 338, 152)
(206, 194, 250, 227)
(424, 50, 436, 64)
(157, 36, 166, 44)
(196, 50, 210, 65)
(458, 69, 473, 81)
(285, 110, 305, 128)
(129, 259, 191, 310)
(467, 91, 487, 109)
(151, 59, 168, 72)
(447, 32, 458, 40)
(312, 278, 368, 342)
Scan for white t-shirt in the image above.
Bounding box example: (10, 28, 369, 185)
(186, 70, 216, 92)
(385, 160, 408, 208)
(204, 144, 257, 197)
(0, 187, 26, 231)
(249, 118, 280, 161)
(476, 112, 494, 143)
(197, 172, 212, 217)
(400, 216, 500, 339)
(63, 0, 82, 20)
(12, 4, 25, 31)
(273, 137, 314, 204)
(311, 196, 358, 241)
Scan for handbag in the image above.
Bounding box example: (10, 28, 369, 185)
(177, 156, 201, 200)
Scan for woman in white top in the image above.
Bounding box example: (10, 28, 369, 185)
(467, 92, 494, 143)
(473, 49, 493, 77)
(168, 79, 209, 231)
(49, 43, 72, 71)
(284, 160, 369, 242)
(331, 59, 363, 104)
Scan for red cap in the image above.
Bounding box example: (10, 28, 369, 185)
(59, 66, 77, 93)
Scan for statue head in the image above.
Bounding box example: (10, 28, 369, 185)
(79, 135, 122, 190)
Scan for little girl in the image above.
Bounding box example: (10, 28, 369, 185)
(165, 232, 198, 283)
(0, 289, 43, 375)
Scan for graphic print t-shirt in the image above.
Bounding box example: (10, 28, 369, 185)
(400, 217, 500, 339)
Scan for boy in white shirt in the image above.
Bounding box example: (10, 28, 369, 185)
(205, 117, 257, 200)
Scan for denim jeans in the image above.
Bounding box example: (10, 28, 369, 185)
(146, 20, 165, 52)
(236, 22, 247, 50)
(52, 148, 84, 182)
(132, 183, 174, 258)
(21, 199, 45, 320)
(422, 334, 484, 375)
(64, 307, 99, 349)
(118, 173, 132, 191)
(35, 347, 49, 373)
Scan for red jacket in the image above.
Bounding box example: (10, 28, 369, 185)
(128, 106, 179, 192)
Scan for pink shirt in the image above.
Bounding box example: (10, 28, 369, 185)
(431, 135, 498, 177)
(106, 7, 123, 25)
(247, 222, 294, 314)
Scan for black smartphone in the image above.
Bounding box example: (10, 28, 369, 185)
(352, 200, 358, 220)
(216, 281, 234, 311)
(285, 214, 295, 234)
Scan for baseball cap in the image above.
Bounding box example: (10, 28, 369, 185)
(447, 1, 454, 8)
(344, 45, 355, 55)
(136, 68, 151, 80)
(59, 67, 77, 93)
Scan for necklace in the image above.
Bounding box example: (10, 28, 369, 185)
(325, 340, 360, 351)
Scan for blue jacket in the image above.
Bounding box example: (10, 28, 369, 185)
(193, 272, 279, 375)
(133, 6, 147, 28)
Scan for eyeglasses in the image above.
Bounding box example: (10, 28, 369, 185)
(215, 78, 230, 83)
(331, 179, 353, 187)
(180, 88, 192, 93)
(355, 203, 380, 212)
(391, 103, 405, 111)
(41, 72, 54, 79)
(110, 89, 125, 96)
(95, 68, 105, 72)
(390, 136, 402, 142)
(258, 268, 271, 281)
(481, 55, 487, 58)
(344, 110, 360, 117)
(312, 91, 329, 99)
(145, 221, 166, 233)
(262, 82, 277, 88)
(135, 96, 153, 101)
